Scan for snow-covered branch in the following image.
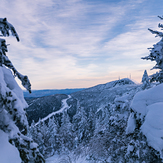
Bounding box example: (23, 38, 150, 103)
(148, 28, 163, 37)
(0, 18, 19, 41)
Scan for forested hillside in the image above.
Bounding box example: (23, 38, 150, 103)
(26, 78, 163, 162)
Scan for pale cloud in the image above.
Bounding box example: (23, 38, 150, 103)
(0, 0, 162, 89)
(103, 18, 161, 71)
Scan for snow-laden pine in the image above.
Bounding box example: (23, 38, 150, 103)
(141, 70, 150, 89)
(0, 18, 44, 163)
(142, 16, 163, 83)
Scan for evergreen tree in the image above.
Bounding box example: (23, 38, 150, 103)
(58, 110, 74, 153)
(72, 103, 89, 145)
(47, 117, 58, 156)
(142, 16, 163, 83)
(0, 18, 44, 162)
(141, 70, 150, 89)
(29, 118, 58, 158)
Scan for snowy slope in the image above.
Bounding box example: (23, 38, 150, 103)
(71, 78, 139, 111)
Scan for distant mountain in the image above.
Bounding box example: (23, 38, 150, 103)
(23, 88, 84, 98)
(25, 78, 136, 124)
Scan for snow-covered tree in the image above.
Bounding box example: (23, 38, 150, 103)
(142, 16, 163, 83)
(29, 118, 58, 158)
(0, 18, 44, 162)
(58, 110, 74, 153)
(141, 70, 150, 89)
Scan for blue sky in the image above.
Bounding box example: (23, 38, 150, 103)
(0, 0, 163, 89)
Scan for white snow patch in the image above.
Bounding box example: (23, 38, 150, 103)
(126, 112, 136, 134)
(0, 129, 21, 163)
(141, 102, 163, 155)
(131, 83, 163, 118)
(126, 145, 134, 155)
(114, 94, 129, 104)
(96, 106, 103, 113)
(0, 66, 28, 127)
(1, 66, 28, 108)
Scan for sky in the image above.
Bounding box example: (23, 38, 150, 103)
(0, 0, 163, 90)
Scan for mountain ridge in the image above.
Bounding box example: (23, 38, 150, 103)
(25, 78, 137, 124)
(24, 88, 85, 98)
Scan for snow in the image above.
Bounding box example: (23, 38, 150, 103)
(126, 145, 134, 155)
(0, 66, 29, 162)
(130, 83, 163, 119)
(114, 94, 129, 104)
(1, 66, 28, 108)
(84, 78, 135, 92)
(127, 83, 163, 158)
(96, 106, 103, 113)
(0, 66, 28, 114)
(141, 102, 163, 155)
(114, 93, 130, 110)
(0, 66, 28, 128)
(0, 129, 21, 163)
(30, 142, 38, 149)
(126, 112, 136, 134)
